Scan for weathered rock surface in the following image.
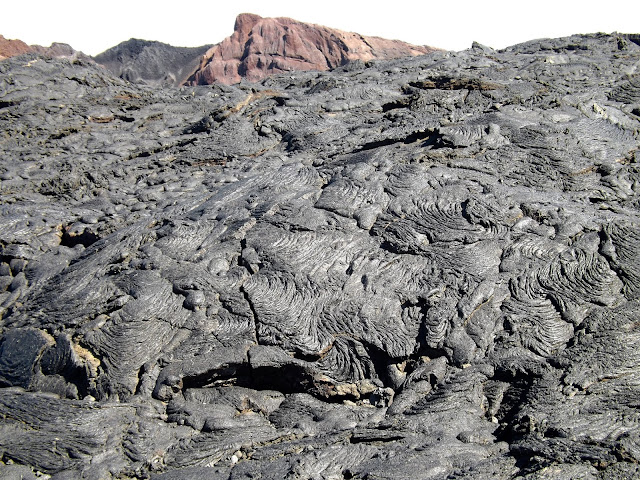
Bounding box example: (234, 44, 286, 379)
(1, 32, 640, 479)
(185, 13, 437, 85)
(94, 39, 214, 87)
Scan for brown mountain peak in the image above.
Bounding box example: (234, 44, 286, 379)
(234, 13, 263, 38)
(185, 14, 437, 85)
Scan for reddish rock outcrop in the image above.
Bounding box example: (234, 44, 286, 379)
(0, 35, 85, 61)
(185, 13, 437, 85)
(0, 35, 32, 60)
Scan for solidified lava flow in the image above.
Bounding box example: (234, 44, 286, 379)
(0, 32, 640, 479)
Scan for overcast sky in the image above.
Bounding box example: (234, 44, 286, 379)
(2, 1, 639, 56)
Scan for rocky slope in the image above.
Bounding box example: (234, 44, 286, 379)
(3, 14, 436, 86)
(0, 34, 88, 61)
(0, 33, 640, 479)
(93, 39, 213, 87)
(185, 13, 437, 85)
(0, 35, 32, 59)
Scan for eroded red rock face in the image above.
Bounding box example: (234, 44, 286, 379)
(0, 35, 32, 60)
(185, 14, 437, 85)
(0, 35, 82, 61)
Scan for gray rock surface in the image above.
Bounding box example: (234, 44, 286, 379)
(93, 39, 213, 87)
(0, 32, 639, 479)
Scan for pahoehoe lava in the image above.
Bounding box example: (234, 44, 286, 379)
(1, 32, 640, 479)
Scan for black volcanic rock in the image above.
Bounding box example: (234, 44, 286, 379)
(93, 38, 213, 87)
(0, 33, 640, 479)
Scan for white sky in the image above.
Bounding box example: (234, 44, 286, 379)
(2, 1, 639, 56)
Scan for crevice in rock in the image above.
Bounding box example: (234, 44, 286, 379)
(239, 292, 260, 344)
(247, 364, 318, 395)
(115, 114, 135, 123)
(381, 96, 414, 112)
(493, 375, 534, 437)
(409, 76, 501, 91)
(49, 127, 80, 140)
(133, 363, 146, 396)
(348, 430, 405, 444)
(354, 128, 441, 153)
(60, 227, 100, 248)
(127, 137, 198, 160)
(492, 370, 542, 473)
(174, 359, 362, 404)
(0, 100, 19, 109)
(181, 363, 251, 391)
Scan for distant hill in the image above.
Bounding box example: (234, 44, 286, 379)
(3, 14, 438, 86)
(0, 34, 89, 61)
(185, 13, 438, 85)
(93, 39, 213, 87)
